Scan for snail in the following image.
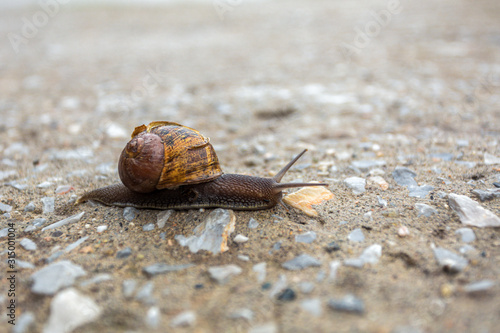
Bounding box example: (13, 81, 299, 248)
(77, 121, 328, 210)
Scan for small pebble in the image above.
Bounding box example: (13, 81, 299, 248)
(368, 176, 389, 190)
(157, 210, 174, 228)
(295, 231, 317, 244)
(276, 288, 296, 301)
(282, 254, 321, 270)
(175, 208, 236, 254)
(344, 177, 366, 195)
(433, 247, 468, 273)
(238, 254, 250, 261)
(55, 185, 74, 195)
(253, 262, 267, 283)
(41, 196, 55, 214)
(448, 193, 500, 227)
(146, 306, 161, 329)
(269, 274, 288, 298)
(377, 196, 388, 207)
(248, 217, 259, 229)
(325, 241, 340, 252)
(300, 298, 323, 317)
(20, 238, 37, 251)
(228, 308, 254, 321)
(122, 279, 137, 299)
(64, 236, 89, 252)
(329, 260, 341, 281)
(79, 273, 113, 287)
(116, 247, 132, 259)
(170, 310, 196, 327)
(31, 260, 86, 295)
(398, 226, 410, 237)
(41, 212, 85, 231)
(37, 181, 53, 188)
(471, 189, 500, 202)
(143, 223, 155, 231)
(484, 152, 500, 165)
(328, 294, 365, 314)
(455, 228, 476, 243)
(13, 311, 35, 333)
(143, 263, 194, 276)
(409, 185, 434, 198)
(24, 202, 36, 212)
(415, 203, 438, 217)
(208, 264, 242, 284)
(135, 281, 155, 305)
(348, 228, 365, 242)
(43, 288, 101, 333)
(283, 186, 334, 216)
(234, 234, 249, 243)
(463, 280, 495, 294)
(392, 167, 417, 187)
(96, 225, 108, 233)
(351, 160, 386, 171)
(298, 281, 315, 294)
(0, 202, 13, 213)
(123, 207, 139, 221)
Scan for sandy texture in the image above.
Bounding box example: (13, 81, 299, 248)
(1, 0, 499, 332)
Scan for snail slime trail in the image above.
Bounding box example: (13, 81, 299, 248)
(77, 121, 328, 211)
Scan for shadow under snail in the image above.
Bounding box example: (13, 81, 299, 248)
(77, 121, 328, 210)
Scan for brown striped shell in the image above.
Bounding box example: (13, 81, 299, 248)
(118, 121, 222, 193)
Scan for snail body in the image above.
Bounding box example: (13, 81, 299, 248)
(77, 121, 328, 211)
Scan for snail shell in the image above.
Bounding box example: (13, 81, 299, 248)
(118, 121, 222, 193)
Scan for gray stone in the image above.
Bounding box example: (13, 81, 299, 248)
(328, 294, 365, 314)
(122, 279, 137, 299)
(472, 189, 500, 201)
(142, 223, 155, 231)
(143, 263, 195, 276)
(123, 206, 139, 221)
(0, 202, 13, 212)
(432, 247, 468, 273)
(392, 167, 417, 187)
(252, 262, 267, 283)
(20, 238, 37, 251)
(175, 208, 235, 254)
(415, 203, 438, 217)
(298, 281, 315, 294)
(64, 236, 89, 252)
(484, 153, 500, 165)
(348, 228, 365, 242)
(43, 288, 101, 333)
(41, 197, 55, 214)
(295, 231, 317, 244)
(344, 177, 366, 195)
(24, 202, 36, 212)
(116, 247, 132, 259)
(345, 244, 382, 268)
(135, 281, 155, 305)
(300, 298, 323, 317)
(31, 260, 86, 295)
(455, 228, 476, 243)
(448, 193, 500, 227)
(208, 264, 242, 284)
(409, 185, 434, 198)
(282, 254, 321, 270)
(429, 153, 454, 161)
(463, 280, 495, 294)
(351, 160, 386, 171)
(157, 210, 174, 228)
(13, 311, 35, 333)
(79, 273, 113, 287)
(41, 212, 85, 231)
(248, 217, 259, 229)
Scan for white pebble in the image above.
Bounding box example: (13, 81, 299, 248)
(96, 225, 108, 233)
(233, 234, 249, 243)
(398, 226, 410, 237)
(146, 306, 161, 328)
(170, 310, 196, 327)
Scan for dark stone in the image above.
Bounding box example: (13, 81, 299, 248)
(277, 288, 296, 301)
(116, 247, 132, 259)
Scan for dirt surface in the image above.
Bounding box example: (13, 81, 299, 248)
(1, 0, 499, 332)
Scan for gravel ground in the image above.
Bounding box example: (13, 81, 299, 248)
(1, 0, 500, 332)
